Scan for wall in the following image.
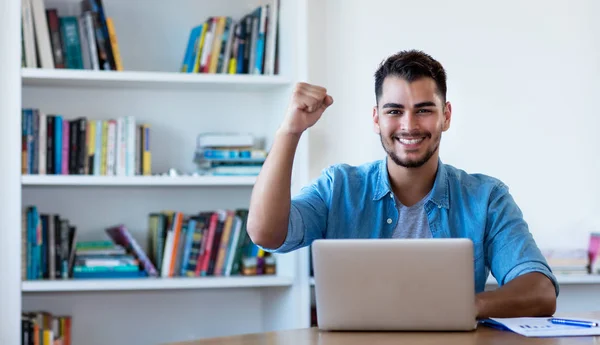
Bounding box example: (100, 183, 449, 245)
(306, 0, 600, 250)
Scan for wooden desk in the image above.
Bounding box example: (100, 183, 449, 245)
(165, 312, 600, 345)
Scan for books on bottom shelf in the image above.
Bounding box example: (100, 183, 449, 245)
(22, 312, 72, 345)
(148, 209, 273, 278)
(22, 206, 274, 283)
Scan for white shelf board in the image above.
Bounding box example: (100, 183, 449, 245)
(308, 275, 600, 287)
(22, 276, 293, 292)
(21, 174, 257, 187)
(21, 68, 291, 90)
(487, 274, 600, 285)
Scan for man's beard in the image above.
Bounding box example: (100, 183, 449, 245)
(380, 130, 441, 168)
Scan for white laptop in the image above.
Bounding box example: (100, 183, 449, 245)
(311, 238, 477, 331)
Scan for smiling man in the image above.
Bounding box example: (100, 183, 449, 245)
(246, 49, 558, 319)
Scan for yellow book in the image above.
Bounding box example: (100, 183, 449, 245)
(142, 124, 151, 175)
(208, 17, 226, 73)
(43, 329, 52, 345)
(105, 17, 123, 71)
(101, 120, 108, 175)
(192, 24, 208, 73)
(87, 120, 95, 173)
(228, 56, 237, 74)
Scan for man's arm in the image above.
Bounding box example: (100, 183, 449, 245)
(476, 272, 556, 319)
(480, 181, 558, 319)
(246, 83, 333, 250)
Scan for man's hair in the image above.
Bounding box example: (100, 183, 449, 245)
(374, 49, 447, 105)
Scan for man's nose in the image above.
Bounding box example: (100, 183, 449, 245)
(400, 112, 418, 132)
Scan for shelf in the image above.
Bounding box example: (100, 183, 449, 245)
(21, 174, 257, 187)
(308, 275, 600, 287)
(486, 274, 600, 285)
(21, 68, 291, 90)
(22, 276, 293, 292)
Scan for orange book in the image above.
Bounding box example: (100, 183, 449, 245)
(168, 212, 184, 276)
(105, 18, 123, 71)
(208, 17, 226, 73)
(214, 211, 234, 276)
(63, 316, 71, 345)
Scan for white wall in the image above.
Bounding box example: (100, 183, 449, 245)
(307, 0, 600, 250)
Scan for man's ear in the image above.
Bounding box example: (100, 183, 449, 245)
(373, 106, 381, 134)
(442, 101, 452, 132)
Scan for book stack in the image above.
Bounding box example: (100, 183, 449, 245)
(194, 133, 266, 176)
(21, 109, 152, 176)
(72, 241, 146, 279)
(22, 0, 122, 70)
(147, 209, 275, 277)
(22, 312, 72, 345)
(180, 1, 279, 75)
(542, 248, 590, 275)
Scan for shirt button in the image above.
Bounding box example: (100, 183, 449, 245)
(390, 194, 393, 198)
(387, 218, 392, 224)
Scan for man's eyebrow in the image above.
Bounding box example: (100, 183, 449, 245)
(414, 101, 436, 108)
(381, 101, 436, 109)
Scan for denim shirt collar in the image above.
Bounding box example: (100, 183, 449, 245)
(373, 157, 450, 209)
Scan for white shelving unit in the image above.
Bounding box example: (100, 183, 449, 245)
(22, 276, 294, 292)
(22, 68, 291, 90)
(22, 174, 257, 187)
(1, 1, 312, 345)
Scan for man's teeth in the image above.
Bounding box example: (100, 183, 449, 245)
(398, 137, 424, 145)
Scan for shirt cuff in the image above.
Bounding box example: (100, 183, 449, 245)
(502, 261, 560, 296)
(257, 203, 305, 254)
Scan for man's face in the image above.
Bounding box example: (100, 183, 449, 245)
(373, 76, 451, 168)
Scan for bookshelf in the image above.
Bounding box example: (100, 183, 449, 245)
(22, 175, 257, 186)
(22, 68, 291, 90)
(22, 276, 294, 292)
(2, 0, 312, 345)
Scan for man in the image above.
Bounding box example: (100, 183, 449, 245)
(247, 49, 558, 319)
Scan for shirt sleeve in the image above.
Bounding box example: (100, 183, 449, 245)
(259, 166, 334, 254)
(484, 181, 560, 296)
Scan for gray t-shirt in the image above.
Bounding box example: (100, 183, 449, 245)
(391, 191, 432, 239)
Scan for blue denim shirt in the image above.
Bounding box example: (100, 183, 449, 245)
(266, 158, 558, 295)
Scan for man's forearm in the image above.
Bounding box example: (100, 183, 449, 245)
(476, 272, 557, 319)
(246, 129, 301, 249)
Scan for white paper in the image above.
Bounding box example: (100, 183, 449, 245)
(482, 317, 600, 337)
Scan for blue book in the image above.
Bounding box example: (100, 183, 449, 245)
(179, 218, 197, 276)
(253, 6, 267, 74)
(73, 271, 148, 279)
(54, 115, 62, 174)
(181, 24, 202, 73)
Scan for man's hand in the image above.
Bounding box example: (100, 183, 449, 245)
(280, 82, 334, 135)
(476, 272, 557, 319)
